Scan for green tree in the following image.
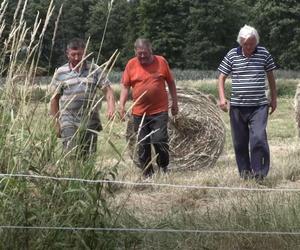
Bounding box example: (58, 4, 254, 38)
(251, 0, 300, 69)
(25, 0, 59, 71)
(184, 0, 251, 69)
(87, 0, 129, 68)
(119, 0, 141, 68)
(53, 0, 94, 66)
(3, 0, 300, 71)
(138, 0, 190, 68)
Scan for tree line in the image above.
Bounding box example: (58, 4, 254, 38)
(3, 0, 300, 72)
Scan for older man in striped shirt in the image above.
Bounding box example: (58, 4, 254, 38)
(50, 38, 115, 158)
(217, 25, 277, 181)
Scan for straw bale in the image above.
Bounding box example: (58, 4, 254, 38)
(126, 88, 226, 171)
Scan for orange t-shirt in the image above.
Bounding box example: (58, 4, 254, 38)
(121, 55, 174, 116)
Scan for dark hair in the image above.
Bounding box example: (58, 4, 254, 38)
(67, 38, 86, 50)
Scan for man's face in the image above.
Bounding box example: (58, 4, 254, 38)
(67, 48, 84, 68)
(135, 46, 153, 65)
(241, 36, 257, 57)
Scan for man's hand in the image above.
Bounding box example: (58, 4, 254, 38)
(217, 73, 228, 112)
(119, 85, 129, 122)
(266, 70, 277, 115)
(103, 85, 115, 121)
(54, 118, 61, 138)
(171, 103, 178, 116)
(219, 99, 229, 112)
(119, 107, 126, 121)
(269, 98, 277, 115)
(106, 110, 115, 121)
(107, 108, 115, 121)
(50, 94, 61, 137)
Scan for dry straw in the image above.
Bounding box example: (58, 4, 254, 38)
(294, 83, 300, 137)
(126, 88, 226, 171)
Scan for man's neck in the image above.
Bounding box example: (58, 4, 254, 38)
(140, 55, 154, 66)
(69, 62, 86, 72)
(242, 50, 252, 58)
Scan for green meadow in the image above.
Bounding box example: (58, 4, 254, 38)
(1, 75, 300, 249)
(1, 0, 300, 248)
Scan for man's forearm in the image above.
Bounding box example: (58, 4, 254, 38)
(267, 71, 277, 100)
(50, 96, 60, 118)
(119, 85, 129, 109)
(167, 80, 178, 115)
(105, 86, 115, 111)
(118, 85, 129, 119)
(168, 81, 178, 104)
(50, 95, 61, 137)
(218, 73, 227, 102)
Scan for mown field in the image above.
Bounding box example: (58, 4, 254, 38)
(1, 1, 300, 248)
(99, 80, 300, 250)
(0, 74, 299, 249)
(0, 71, 300, 249)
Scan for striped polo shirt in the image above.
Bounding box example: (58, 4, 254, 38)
(51, 62, 110, 133)
(218, 46, 276, 106)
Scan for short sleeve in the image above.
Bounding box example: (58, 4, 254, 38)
(161, 57, 174, 84)
(96, 71, 111, 88)
(92, 63, 111, 88)
(218, 52, 233, 76)
(265, 54, 276, 72)
(121, 62, 132, 87)
(50, 70, 63, 96)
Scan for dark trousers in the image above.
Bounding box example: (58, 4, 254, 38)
(133, 112, 169, 176)
(230, 105, 270, 178)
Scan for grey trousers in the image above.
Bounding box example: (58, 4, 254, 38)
(61, 125, 99, 158)
(230, 105, 270, 178)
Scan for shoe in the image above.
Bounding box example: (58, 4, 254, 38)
(142, 167, 154, 178)
(240, 170, 254, 180)
(254, 174, 265, 184)
(161, 167, 168, 173)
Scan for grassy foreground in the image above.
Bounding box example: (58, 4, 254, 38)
(2, 81, 300, 249)
(102, 95, 300, 250)
(1, 0, 300, 248)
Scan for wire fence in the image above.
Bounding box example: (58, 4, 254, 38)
(0, 225, 300, 236)
(1, 172, 300, 236)
(0, 173, 300, 192)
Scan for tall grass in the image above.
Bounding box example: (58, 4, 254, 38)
(0, 1, 137, 248)
(1, 0, 300, 249)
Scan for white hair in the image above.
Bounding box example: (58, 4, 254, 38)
(237, 25, 259, 45)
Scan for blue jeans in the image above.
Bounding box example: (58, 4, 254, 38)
(230, 105, 270, 178)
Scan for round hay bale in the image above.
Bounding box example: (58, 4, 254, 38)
(294, 83, 300, 137)
(126, 88, 226, 171)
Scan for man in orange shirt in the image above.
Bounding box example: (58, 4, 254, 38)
(119, 38, 178, 177)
